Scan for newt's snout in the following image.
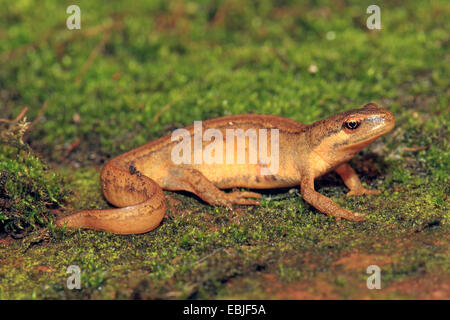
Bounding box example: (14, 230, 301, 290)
(373, 106, 395, 134)
(360, 102, 395, 135)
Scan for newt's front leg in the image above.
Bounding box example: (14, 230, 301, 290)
(335, 163, 380, 197)
(300, 177, 366, 221)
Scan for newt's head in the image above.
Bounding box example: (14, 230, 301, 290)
(308, 103, 395, 165)
(336, 102, 395, 148)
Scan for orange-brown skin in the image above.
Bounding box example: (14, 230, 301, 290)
(56, 103, 395, 234)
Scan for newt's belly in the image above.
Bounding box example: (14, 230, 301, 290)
(132, 127, 303, 189)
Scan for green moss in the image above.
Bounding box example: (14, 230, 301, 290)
(0, 120, 67, 236)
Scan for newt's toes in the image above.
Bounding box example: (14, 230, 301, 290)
(238, 191, 262, 199)
(234, 198, 260, 205)
(227, 191, 261, 205)
(350, 212, 367, 221)
(334, 211, 366, 222)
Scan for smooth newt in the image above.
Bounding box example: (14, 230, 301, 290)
(56, 102, 395, 234)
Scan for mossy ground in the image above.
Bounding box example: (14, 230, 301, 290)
(0, 0, 448, 299)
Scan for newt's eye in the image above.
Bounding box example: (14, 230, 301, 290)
(344, 120, 360, 130)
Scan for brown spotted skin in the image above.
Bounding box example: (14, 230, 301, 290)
(56, 103, 395, 234)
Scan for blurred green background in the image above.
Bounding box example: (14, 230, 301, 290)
(0, 0, 448, 299)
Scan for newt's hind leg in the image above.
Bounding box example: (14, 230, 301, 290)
(164, 167, 261, 208)
(335, 163, 381, 197)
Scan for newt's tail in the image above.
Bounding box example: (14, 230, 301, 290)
(55, 159, 166, 234)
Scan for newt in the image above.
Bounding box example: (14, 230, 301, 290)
(56, 102, 395, 234)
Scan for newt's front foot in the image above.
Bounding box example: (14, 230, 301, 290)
(301, 178, 368, 222)
(344, 211, 366, 221)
